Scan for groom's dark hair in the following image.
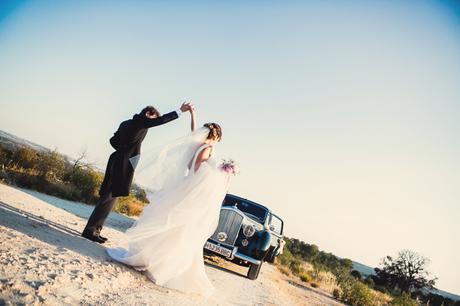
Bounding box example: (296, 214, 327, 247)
(141, 106, 160, 117)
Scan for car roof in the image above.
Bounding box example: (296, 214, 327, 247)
(225, 193, 271, 213)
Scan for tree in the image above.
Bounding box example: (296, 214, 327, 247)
(12, 147, 38, 169)
(36, 150, 66, 181)
(375, 250, 436, 294)
(350, 270, 362, 280)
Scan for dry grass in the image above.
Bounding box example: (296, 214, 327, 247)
(114, 196, 146, 216)
(371, 289, 393, 305)
(277, 265, 291, 276)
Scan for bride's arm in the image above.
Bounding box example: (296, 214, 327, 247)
(190, 107, 196, 131)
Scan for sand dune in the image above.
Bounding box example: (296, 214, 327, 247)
(0, 183, 343, 305)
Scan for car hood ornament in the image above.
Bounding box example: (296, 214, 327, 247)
(217, 232, 228, 242)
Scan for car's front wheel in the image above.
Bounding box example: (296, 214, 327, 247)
(247, 263, 262, 280)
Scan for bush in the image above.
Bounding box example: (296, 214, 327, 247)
(278, 246, 303, 276)
(365, 276, 375, 288)
(1, 144, 151, 217)
(350, 270, 362, 280)
(299, 272, 310, 282)
(333, 288, 341, 299)
(36, 150, 66, 181)
(340, 279, 374, 306)
(310, 282, 319, 288)
(390, 293, 418, 306)
(114, 195, 145, 216)
(131, 184, 149, 204)
(12, 147, 38, 169)
(67, 167, 103, 203)
(278, 265, 291, 276)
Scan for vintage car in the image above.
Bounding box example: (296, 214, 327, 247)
(204, 194, 285, 280)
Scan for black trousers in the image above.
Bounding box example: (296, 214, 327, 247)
(83, 192, 118, 235)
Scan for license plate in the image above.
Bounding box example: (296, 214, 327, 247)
(204, 241, 232, 257)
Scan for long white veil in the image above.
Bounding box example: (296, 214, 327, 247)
(135, 127, 209, 193)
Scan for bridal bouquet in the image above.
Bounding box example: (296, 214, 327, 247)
(219, 159, 240, 175)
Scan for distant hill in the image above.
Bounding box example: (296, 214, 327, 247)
(352, 261, 460, 301)
(352, 261, 376, 276)
(0, 129, 49, 152)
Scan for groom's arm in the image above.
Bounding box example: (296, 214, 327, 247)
(140, 111, 180, 128)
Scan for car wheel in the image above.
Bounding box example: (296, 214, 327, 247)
(247, 263, 262, 280)
(266, 253, 275, 264)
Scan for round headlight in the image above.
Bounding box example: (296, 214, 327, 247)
(243, 224, 256, 237)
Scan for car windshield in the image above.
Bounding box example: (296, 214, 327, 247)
(222, 196, 268, 223)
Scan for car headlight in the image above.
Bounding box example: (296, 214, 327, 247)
(243, 224, 256, 237)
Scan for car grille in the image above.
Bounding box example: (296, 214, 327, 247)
(210, 209, 244, 246)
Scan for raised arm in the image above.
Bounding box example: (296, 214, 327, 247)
(140, 111, 179, 128)
(190, 107, 197, 131)
(139, 102, 192, 128)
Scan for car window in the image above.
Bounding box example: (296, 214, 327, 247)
(269, 214, 283, 235)
(222, 197, 268, 223)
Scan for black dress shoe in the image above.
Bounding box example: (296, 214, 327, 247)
(82, 231, 106, 244)
(98, 235, 108, 242)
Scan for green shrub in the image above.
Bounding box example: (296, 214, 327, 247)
(13, 172, 82, 201)
(278, 245, 304, 275)
(12, 147, 38, 169)
(390, 292, 418, 306)
(340, 279, 374, 306)
(131, 184, 149, 204)
(1, 144, 151, 214)
(299, 272, 310, 282)
(67, 167, 103, 203)
(289, 258, 303, 275)
(333, 288, 341, 299)
(36, 150, 66, 181)
(365, 276, 375, 288)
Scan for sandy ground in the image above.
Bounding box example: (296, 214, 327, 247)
(0, 183, 345, 306)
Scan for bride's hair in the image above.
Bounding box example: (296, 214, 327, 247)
(203, 123, 222, 142)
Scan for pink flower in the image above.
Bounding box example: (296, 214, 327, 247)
(219, 159, 239, 175)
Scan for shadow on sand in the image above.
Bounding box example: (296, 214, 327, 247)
(0, 201, 109, 261)
(19, 188, 135, 232)
(204, 254, 248, 279)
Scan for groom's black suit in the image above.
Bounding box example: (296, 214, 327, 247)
(83, 110, 179, 237)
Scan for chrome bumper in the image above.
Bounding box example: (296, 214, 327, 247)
(233, 251, 261, 265)
(205, 240, 262, 265)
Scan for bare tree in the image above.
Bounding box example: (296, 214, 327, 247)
(375, 250, 436, 293)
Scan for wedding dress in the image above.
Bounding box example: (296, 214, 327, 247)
(107, 135, 230, 297)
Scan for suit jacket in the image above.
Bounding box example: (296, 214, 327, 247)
(99, 111, 179, 197)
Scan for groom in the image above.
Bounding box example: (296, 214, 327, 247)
(82, 102, 193, 243)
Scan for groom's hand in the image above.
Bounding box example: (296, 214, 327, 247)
(180, 102, 189, 112)
(180, 102, 194, 113)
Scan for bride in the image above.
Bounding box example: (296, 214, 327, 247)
(106, 106, 231, 297)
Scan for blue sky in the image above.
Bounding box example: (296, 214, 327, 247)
(1, 0, 459, 294)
